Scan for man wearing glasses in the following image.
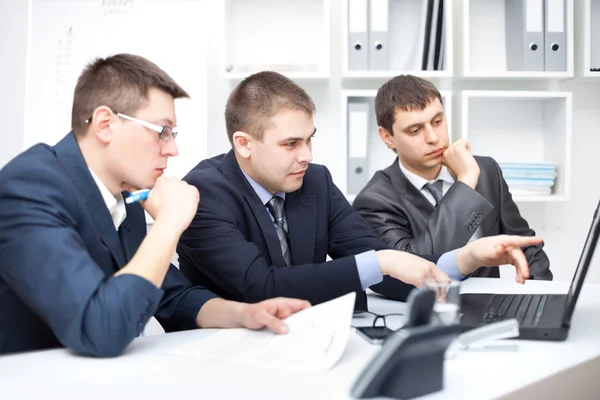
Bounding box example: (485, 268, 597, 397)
(0, 53, 310, 357)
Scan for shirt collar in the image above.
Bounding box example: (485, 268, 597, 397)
(88, 168, 126, 230)
(240, 168, 286, 205)
(397, 159, 455, 190)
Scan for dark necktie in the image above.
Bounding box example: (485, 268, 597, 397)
(266, 196, 291, 265)
(424, 180, 444, 206)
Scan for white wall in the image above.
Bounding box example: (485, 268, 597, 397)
(2, 0, 600, 285)
(0, 0, 29, 167)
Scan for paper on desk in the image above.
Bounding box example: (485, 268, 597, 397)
(166, 292, 356, 373)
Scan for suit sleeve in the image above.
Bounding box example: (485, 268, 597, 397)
(354, 181, 494, 254)
(493, 161, 553, 280)
(0, 163, 165, 357)
(154, 265, 219, 332)
(322, 167, 389, 256)
(122, 205, 218, 332)
(323, 167, 439, 301)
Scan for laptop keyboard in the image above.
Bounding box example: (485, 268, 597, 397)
(482, 294, 548, 327)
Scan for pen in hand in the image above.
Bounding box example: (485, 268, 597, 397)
(125, 189, 150, 204)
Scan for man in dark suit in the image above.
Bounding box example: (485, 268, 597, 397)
(178, 71, 543, 310)
(0, 54, 310, 357)
(353, 75, 552, 280)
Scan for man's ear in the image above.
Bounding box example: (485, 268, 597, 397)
(90, 106, 115, 144)
(232, 131, 254, 158)
(378, 126, 395, 150)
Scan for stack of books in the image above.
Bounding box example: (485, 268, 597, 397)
(498, 162, 557, 197)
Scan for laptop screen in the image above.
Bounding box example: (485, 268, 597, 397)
(563, 200, 600, 326)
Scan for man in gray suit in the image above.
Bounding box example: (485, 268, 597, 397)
(353, 75, 552, 280)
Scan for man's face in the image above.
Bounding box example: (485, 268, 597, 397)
(248, 109, 315, 194)
(109, 88, 179, 191)
(381, 98, 449, 176)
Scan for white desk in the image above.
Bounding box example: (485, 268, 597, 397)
(1, 278, 599, 399)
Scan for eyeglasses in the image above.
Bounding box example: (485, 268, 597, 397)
(353, 311, 406, 332)
(84, 112, 178, 141)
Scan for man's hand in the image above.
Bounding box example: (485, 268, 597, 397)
(235, 297, 312, 333)
(124, 177, 200, 235)
(197, 298, 311, 334)
(376, 250, 450, 287)
(456, 235, 544, 283)
(115, 178, 200, 288)
(442, 139, 480, 189)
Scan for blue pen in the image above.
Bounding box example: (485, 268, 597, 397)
(125, 189, 150, 204)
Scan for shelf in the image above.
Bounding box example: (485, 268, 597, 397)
(463, 0, 574, 78)
(341, 0, 453, 78)
(460, 71, 573, 79)
(461, 90, 572, 202)
(342, 70, 452, 79)
(221, 71, 330, 80)
(341, 89, 452, 197)
(220, 0, 330, 79)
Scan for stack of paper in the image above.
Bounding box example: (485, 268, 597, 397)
(498, 162, 557, 197)
(165, 292, 356, 373)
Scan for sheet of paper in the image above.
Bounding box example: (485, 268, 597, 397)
(166, 292, 356, 373)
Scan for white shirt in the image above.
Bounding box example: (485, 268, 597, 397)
(398, 159, 482, 243)
(88, 169, 127, 230)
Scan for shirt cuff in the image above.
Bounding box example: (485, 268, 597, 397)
(437, 249, 469, 281)
(355, 250, 383, 290)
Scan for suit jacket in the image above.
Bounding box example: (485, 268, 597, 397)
(178, 151, 438, 310)
(353, 156, 552, 280)
(0, 133, 217, 357)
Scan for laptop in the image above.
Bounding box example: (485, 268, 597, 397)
(459, 199, 600, 341)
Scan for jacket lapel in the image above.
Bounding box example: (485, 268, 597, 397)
(222, 151, 287, 266)
(244, 194, 287, 266)
(54, 132, 126, 268)
(87, 194, 126, 268)
(285, 191, 316, 265)
(388, 158, 435, 215)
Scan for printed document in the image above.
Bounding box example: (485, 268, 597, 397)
(166, 292, 356, 373)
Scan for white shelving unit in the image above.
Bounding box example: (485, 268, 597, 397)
(583, 0, 600, 76)
(220, 0, 330, 79)
(463, 0, 574, 78)
(341, 0, 453, 79)
(341, 89, 452, 201)
(461, 90, 572, 202)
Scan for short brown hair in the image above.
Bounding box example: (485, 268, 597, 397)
(71, 53, 189, 135)
(375, 75, 442, 135)
(225, 71, 316, 144)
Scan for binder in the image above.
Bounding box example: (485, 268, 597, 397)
(421, 0, 434, 70)
(544, 0, 566, 71)
(505, 0, 545, 71)
(425, 0, 441, 71)
(348, 0, 369, 71)
(368, 0, 389, 70)
(434, 0, 445, 70)
(421, 0, 445, 71)
(347, 102, 370, 195)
